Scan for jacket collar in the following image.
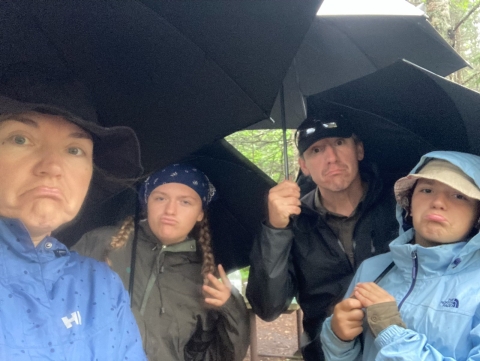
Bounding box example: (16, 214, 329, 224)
(389, 230, 480, 278)
(0, 218, 69, 280)
(159, 237, 197, 253)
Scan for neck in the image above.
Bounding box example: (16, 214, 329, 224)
(29, 232, 48, 247)
(414, 234, 466, 248)
(319, 176, 365, 217)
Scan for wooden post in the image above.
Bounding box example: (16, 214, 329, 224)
(249, 310, 259, 361)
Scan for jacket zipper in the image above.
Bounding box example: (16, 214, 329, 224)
(398, 250, 418, 310)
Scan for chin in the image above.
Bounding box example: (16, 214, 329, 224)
(24, 213, 73, 235)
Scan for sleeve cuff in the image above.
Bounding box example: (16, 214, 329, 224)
(366, 301, 405, 338)
(321, 317, 357, 351)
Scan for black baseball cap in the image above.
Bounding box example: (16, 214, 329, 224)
(0, 63, 143, 179)
(295, 111, 355, 155)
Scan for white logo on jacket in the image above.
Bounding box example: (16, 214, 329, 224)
(62, 311, 82, 329)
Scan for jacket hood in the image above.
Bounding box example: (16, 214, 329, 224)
(396, 151, 480, 229)
(394, 151, 480, 266)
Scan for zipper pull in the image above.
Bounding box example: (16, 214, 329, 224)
(411, 250, 417, 279)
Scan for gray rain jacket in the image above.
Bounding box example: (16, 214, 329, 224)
(73, 220, 249, 361)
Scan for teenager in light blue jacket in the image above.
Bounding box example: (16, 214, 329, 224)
(321, 150, 480, 361)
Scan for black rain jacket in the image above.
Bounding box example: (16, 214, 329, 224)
(246, 164, 398, 361)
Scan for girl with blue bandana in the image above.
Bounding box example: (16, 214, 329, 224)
(73, 163, 250, 361)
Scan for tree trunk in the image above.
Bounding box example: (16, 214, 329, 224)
(425, 0, 454, 46)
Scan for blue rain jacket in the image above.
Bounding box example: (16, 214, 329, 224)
(321, 151, 480, 361)
(0, 218, 147, 360)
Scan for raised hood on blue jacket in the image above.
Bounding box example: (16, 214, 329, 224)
(396, 150, 480, 232)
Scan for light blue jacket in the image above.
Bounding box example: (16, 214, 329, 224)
(321, 151, 480, 361)
(0, 218, 147, 360)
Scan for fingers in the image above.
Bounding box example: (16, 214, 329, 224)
(217, 264, 231, 289)
(203, 266, 232, 308)
(268, 180, 302, 228)
(354, 282, 395, 307)
(331, 298, 365, 341)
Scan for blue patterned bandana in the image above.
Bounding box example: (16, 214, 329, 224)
(140, 163, 216, 209)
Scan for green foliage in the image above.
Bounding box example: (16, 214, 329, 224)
(406, 0, 480, 91)
(226, 129, 299, 183)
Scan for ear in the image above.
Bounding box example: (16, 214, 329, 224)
(197, 210, 204, 223)
(298, 157, 310, 176)
(356, 141, 365, 161)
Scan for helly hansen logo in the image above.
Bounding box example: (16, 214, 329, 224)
(62, 311, 82, 329)
(440, 298, 459, 308)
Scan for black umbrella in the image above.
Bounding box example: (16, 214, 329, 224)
(309, 59, 480, 175)
(250, 0, 468, 131)
(58, 139, 275, 272)
(186, 140, 276, 271)
(1, 0, 321, 172)
(3, 0, 321, 268)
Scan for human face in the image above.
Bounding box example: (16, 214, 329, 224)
(147, 183, 204, 245)
(411, 179, 480, 247)
(0, 112, 93, 244)
(298, 137, 364, 194)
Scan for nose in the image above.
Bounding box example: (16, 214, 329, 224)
(164, 199, 177, 215)
(324, 144, 338, 163)
(32, 149, 63, 178)
(431, 192, 447, 210)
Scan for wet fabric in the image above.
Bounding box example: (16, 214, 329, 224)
(247, 163, 398, 361)
(73, 220, 250, 361)
(0, 218, 146, 360)
(321, 151, 480, 360)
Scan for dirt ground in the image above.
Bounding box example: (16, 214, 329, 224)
(244, 311, 303, 361)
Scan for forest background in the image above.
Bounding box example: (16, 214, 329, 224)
(226, 0, 480, 182)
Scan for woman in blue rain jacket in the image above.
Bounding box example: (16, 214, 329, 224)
(0, 64, 146, 360)
(321, 151, 480, 361)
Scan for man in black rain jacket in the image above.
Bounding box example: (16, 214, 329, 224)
(246, 108, 398, 361)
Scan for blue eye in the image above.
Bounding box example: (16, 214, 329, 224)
(68, 147, 84, 156)
(13, 135, 27, 145)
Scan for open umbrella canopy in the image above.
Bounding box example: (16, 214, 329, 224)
(309, 59, 480, 175)
(1, 0, 321, 172)
(186, 140, 276, 270)
(250, 0, 468, 129)
(58, 139, 275, 272)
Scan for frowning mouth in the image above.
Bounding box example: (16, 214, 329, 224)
(31, 186, 63, 200)
(160, 217, 177, 225)
(425, 213, 447, 223)
(324, 168, 346, 176)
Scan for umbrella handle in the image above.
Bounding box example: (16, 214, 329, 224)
(280, 83, 290, 180)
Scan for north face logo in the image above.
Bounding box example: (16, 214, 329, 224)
(440, 298, 459, 308)
(62, 311, 82, 329)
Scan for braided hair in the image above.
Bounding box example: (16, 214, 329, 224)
(195, 215, 216, 281)
(104, 215, 135, 266)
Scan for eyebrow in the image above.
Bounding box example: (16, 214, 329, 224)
(1, 115, 92, 140)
